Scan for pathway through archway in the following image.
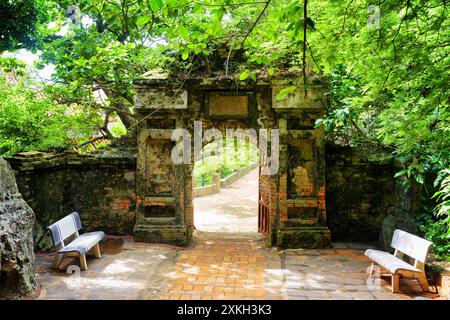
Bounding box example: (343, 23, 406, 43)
(194, 168, 259, 234)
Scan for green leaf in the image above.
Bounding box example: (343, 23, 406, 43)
(193, 3, 203, 14)
(149, 0, 163, 11)
(276, 86, 297, 101)
(136, 16, 150, 26)
(394, 170, 406, 178)
(239, 70, 249, 81)
(416, 174, 425, 184)
(268, 68, 274, 76)
(177, 24, 189, 41)
(181, 51, 189, 61)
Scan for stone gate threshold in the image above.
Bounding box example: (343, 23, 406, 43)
(32, 235, 444, 300)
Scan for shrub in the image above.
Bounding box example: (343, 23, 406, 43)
(417, 213, 450, 260)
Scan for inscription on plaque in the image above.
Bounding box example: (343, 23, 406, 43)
(209, 95, 248, 116)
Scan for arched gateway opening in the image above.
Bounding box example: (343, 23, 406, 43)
(132, 73, 331, 249)
(193, 137, 260, 233)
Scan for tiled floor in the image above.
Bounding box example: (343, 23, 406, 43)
(34, 235, 443, 300)
(35, 238, 177, 300)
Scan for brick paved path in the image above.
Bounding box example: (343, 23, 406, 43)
(34, 236, 442, 300)
(160, 233, 285, 300)
(194, 168, 259, 233)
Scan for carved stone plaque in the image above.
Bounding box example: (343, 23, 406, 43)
(209, 95, 248, 116)
(135, 89, 187, 109)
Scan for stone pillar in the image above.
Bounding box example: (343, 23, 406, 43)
(133, 76, 191, 245)
(213, 173, 221, 193)
(271, 81, 331, 248)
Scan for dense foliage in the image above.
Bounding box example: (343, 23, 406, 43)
(0, 58, 103, 156)
(0, 0, 55, 51)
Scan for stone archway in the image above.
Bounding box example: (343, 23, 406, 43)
(132, 73, 331, 249)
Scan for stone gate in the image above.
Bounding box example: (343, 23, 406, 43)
(132, 73, 331, 249)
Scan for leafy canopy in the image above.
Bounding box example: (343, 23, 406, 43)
(0, 0, 57, 52)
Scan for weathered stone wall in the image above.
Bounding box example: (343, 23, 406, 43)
(325, 144, 398, 242)
(6, 151, 136, 251)
(5, 145, 414, 250)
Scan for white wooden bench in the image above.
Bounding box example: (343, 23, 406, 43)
(365, 229, 433, 293)
(48, 212, 105, 271)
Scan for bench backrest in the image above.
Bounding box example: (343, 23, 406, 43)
(48, 212, 82, 246)
(391, 229, 433, 264)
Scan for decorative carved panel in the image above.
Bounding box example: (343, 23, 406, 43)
(135, 89, 187, 109)
(145, 138, 175, 195)
(288, 140, 316, 198)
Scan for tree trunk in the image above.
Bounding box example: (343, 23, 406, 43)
(114, 100, 137, 130)
(102, 88, 137, 132)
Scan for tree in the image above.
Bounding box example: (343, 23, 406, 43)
(40, 0, 279, 137)
(0, 0, 55, 52)
(12, 0, 450, 176)
(41, 0, 448, 171)
(40, 0, 184, 137)
(0, 58, 101, 156)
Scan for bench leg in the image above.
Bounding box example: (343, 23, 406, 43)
(368, 263, 374, 277)
(52, 253, 64, 270)
(392, 274, 400, 293)
(92, 243, 101, 259)
(79, 254, 88, 271)
(417, 273, 429, 292)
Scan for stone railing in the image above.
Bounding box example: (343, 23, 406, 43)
(193, 173, 221, 197)
(220, 163, 257, 189)
(6, 150, 135, 171)
(193, 163, 257, 197)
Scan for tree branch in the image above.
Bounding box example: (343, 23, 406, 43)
(239, 0, 272, 47)
(77, 135, 109, 148)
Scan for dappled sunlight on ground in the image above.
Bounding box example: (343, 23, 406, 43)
(35, 238, 177, 300)
(34, 236, 444, 300)
(33, 170, 445, 300)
